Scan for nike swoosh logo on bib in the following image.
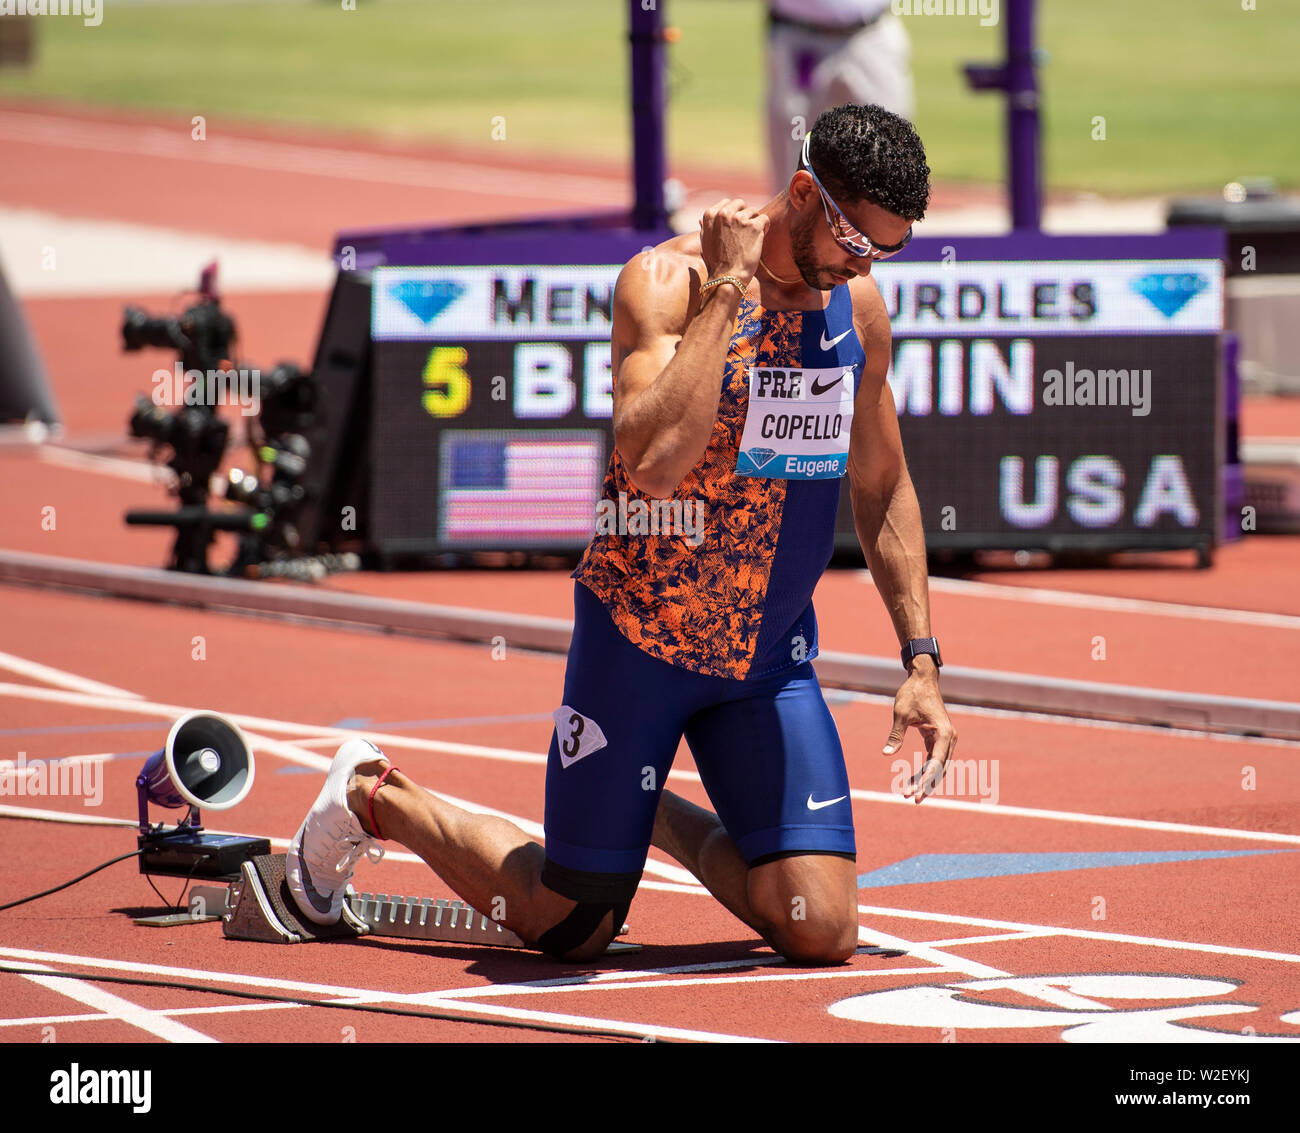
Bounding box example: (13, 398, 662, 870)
(809, 372, 846, 396)
(819, 327, 854, 351)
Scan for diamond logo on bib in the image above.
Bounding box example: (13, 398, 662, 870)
(736, 364, 857, 480)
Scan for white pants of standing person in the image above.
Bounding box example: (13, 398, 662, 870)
(767, 12, 915, 198)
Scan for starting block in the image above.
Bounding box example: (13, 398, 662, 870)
(223, 854, 369, 944)
(221, 854, 639, 952)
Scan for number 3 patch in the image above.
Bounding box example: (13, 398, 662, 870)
(552, 705, 609, 769)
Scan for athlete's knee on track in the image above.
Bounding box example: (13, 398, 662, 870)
(539, 907, 619, 963)
(530, 902, 623, 963)
(765, 912, 858, 965)
(529, 860, 634, 963)
(749, 870, 858, 965)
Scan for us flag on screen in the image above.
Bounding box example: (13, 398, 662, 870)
(440, 432, 604, 541)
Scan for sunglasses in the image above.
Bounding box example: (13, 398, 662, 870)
(801, 134, 912, 260)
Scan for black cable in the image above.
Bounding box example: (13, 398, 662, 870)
(145, 852, 211, 911)
(145, 872, 173, 910)
(0, 965, 665, 1042)
(0, 849, 145, 913)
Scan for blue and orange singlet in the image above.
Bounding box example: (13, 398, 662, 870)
(573, 283, 865, 680)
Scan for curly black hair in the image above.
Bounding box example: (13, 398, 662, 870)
(804, 104, 931, 222)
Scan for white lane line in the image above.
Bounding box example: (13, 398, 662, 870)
(0, 970, 916, 1029)
(367, 998, 774, 1043)
(240, 730, 331, 771)
(857, 924, 1003, 979)
(0, 950, 767, 1043)
(0, 683, 696, 886)
(0, 806, 697, 893)
(3, 681, 1295, 849)
(829, 689, 1300, 751)
(411, 954, 824, 999)
(0, 110, 625, 204)
(0, 683, 548, 765)
(919, 574, 1300, 631)
(0, 1012, 105, 1027)
(914, 930, 1061, 948)
(357, 967, 943, 1004)
(0, 752, 117, 777)
(848, 788, 1300, 845)
(17, 962, 216, 1043)
(588, 956, 795, 982)
(0, 948, 389, 999)
(854, 924, 1110, 1009)
(0, 1003, 300, 1028)
(0, 801, 702, 892)
(0, 651, 140, 699)
(857, 904, 1300, 965)
(37, 446, 173, 484)
(0, 803, 136, 826)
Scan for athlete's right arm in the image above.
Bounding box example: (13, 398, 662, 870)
(610, 200, 769, 497)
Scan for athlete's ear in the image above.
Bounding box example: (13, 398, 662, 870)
(788, 170, 818, 212)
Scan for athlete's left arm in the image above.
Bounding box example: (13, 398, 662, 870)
(845, 276, 957, 802)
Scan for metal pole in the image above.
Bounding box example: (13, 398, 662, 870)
(1006, 0, 1042, 231)
(629, 0, 668, 230)
(964, 0, 1042, 231)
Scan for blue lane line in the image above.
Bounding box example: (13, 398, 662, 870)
(857, 849, 1297, 889)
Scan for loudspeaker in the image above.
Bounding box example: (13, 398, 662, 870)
(136, 712, 269, 881)
(138, 711, 254, 812)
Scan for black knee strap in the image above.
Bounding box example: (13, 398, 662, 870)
(536, 900, 631, 960)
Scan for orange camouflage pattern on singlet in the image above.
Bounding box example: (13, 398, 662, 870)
(572, 294, 804, 680)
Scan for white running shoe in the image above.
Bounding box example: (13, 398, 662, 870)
(286, 738, 388, 925)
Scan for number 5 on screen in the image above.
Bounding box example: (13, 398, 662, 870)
(422, 346, 470, 418)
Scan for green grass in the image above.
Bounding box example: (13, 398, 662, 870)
(0, 0, 1296, 195)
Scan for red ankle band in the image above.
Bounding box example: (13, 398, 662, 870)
(367, 765, 399, 840)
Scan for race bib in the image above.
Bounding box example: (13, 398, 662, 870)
(735, 365, 857, 480)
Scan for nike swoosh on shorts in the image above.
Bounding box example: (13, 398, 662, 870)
(806, 794, 848, 811)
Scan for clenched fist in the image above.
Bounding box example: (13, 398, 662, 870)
(698, 199, 770, 289)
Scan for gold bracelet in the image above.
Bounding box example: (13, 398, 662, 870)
(699, 274, 748, 298)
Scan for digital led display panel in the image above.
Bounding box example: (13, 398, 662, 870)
(367, 240, 1223, 555)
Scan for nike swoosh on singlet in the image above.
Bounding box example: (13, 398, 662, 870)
(819, 327, 854, 351)
(806, 794, 848, 811)
(809, 372, 846, 396)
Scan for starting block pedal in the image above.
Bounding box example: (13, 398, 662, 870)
(222, 854, 641, 953)
(223, 854, 370, 944)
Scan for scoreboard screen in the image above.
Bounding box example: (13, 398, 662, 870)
(367, 232, 1225, 556)
(872, 250, 1224, 551)
(371, 264, 620, 552)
